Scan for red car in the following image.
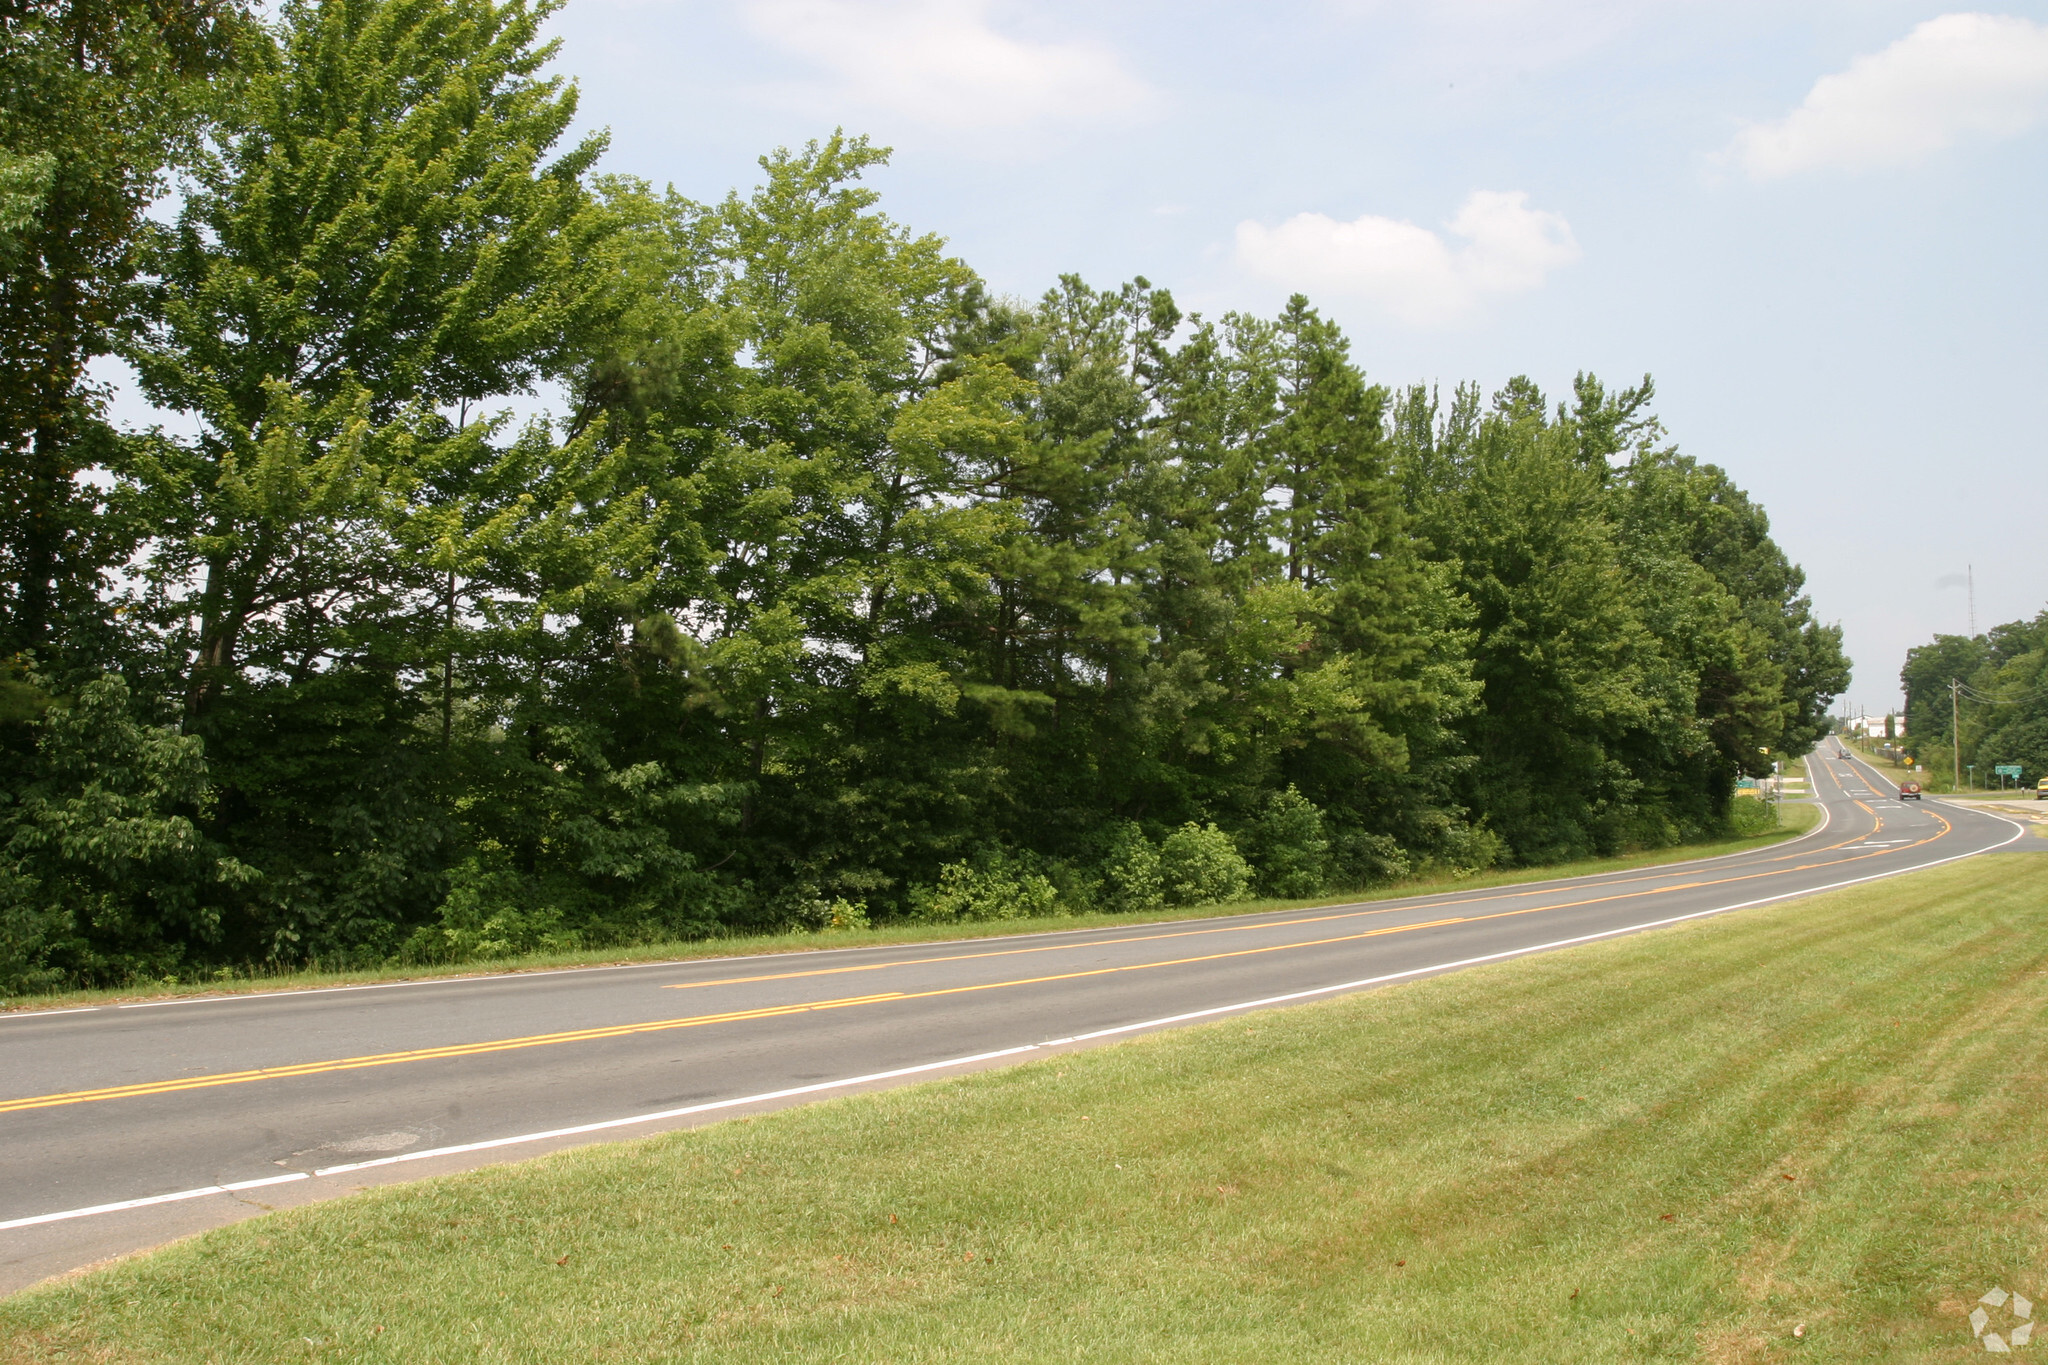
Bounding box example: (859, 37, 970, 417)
(1898, 782, 1922, 800)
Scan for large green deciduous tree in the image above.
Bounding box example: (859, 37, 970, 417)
(111, 0, 623, 959)
(0, 0, 242, 672)
(130, 0, 616, 719)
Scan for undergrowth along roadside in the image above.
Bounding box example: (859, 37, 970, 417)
(0, 801, 1822, 1014)
(7, 828, 2038, 1365)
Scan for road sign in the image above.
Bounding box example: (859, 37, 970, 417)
(1995, 764, 2023, 779)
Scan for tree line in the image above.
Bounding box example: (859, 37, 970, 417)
(1901, 610, 2048, 787)
(0, 0, 1848, 990)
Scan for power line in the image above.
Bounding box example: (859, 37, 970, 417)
(1955, 680, 2032, 707)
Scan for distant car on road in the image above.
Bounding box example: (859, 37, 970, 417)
(2038, 777, 2047, 801)
(1899, 781, 1922, 800)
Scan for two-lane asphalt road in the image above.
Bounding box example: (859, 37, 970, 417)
(1, 752, 2027, 1293)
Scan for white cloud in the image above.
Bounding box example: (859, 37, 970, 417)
(1728, 12, 2048, 179)
(1323, 0, 1656, 76)
(740, 0, 1154, 130)
(1234, 191, 1580, 326)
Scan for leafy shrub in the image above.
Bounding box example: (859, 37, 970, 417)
(1039, 857, 1100, 916)
(824, 898, 870, 930)
(400, 861, 580, 963)
(907, 854, 1063, 923)
(1246, 786, 1330, 898)
(0, 675, 252, 989)
(1396, 813, 1505, 878)
(1438, 822, 1507, 873)
(0, 862, 65, 996)
(1157, 823, 1252, 907)
(1098, 822, 1164, 914)
(785, 892, 870, 932)
(1729, 794, 1777, 837)
(1330, 829, 1412, 888)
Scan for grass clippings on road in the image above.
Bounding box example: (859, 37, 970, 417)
(0, 801, 1822, 1014)
(12, 816, 2029, 1365)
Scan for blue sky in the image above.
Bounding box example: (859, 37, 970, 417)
(526, 0, 2048, 712)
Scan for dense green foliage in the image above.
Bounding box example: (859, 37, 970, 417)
(0, 0, 243, 678)
(0, 0, 1846, 990)
(1901, 608, 2048, 787)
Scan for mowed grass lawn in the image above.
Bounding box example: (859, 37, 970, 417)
(6, 852, 2046, 1364)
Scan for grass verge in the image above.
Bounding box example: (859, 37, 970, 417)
(1, 800, 1822, 1014)
(1844, 735, 1933, 788)
(6, 824, 2037, 1364)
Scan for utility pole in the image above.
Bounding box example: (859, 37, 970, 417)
(1952, 678, 1962, 792)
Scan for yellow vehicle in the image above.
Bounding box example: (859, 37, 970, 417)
(2039, 777, 2047, 801)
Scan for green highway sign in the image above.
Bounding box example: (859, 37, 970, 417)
(1994, 764, 2024, 778)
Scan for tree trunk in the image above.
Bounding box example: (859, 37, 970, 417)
(10, 269, 82, 661)
(187, 541, 267, 722)
(441, 566, 457, 746)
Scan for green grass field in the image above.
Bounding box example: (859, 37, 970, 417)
(1, 801, 1821, 1014)
(5, 839, 2042, 1363)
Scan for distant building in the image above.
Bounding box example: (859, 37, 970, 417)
(1846, 714, 1905, 739)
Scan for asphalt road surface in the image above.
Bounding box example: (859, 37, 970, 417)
(1, 750, 2027, 1294)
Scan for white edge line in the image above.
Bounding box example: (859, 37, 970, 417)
(1053, 823, 2022, 1046)
(0, 1006, 97, 1021)
(313, 811, 2024, 1171)
(311, 1044, 1045, 1177)
(10, 804, 2016, 1236)
(0, 1173, 307, 1231)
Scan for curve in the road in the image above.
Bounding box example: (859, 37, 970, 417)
(0, 750, 2025, 1294)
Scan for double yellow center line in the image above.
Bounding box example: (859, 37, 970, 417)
(3, 799, 1942, 1116)
(6, 919, 1493, 1115)
(0, 992, 908, 1115)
